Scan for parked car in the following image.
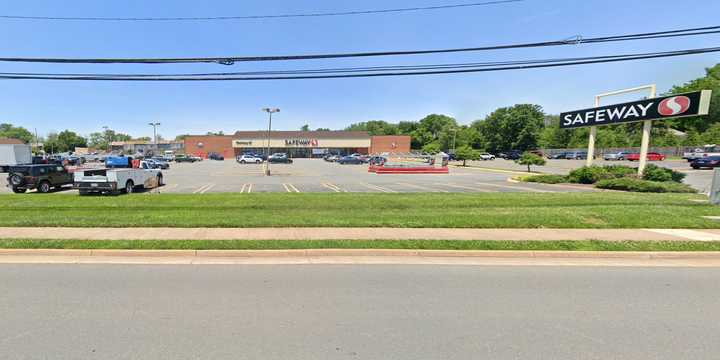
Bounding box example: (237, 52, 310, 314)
(324, 154, 341, 162)
(626, 152, 666, 161)
(337, 155, 364, 165)
(691, 156, 720, 169)
(236, 154, 263, 164)
(244, 152, 267, 161)
(208, 152, 225, 161)
(368, 156, 387, 165)
(174, 155, 197, 163)
(145, 159, 170, 170)
(547, 152, 569, 159)
(6, 164, 73, 193)
(603, 151, 628, 161)
(479, 153, 495, 161)
(191, 155, 203, 162)
(498, 151, 522, 160)
(565, 151, 594, 160)
(268, 153, 293, 164)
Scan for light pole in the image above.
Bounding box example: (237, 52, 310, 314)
(262, 108, 280, 176)
(102, 126, 110, 153)
(148, 122, 160, 156)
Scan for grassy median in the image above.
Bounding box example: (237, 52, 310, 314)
(1, 239, 720, 251)
(0, 192, 718, 228)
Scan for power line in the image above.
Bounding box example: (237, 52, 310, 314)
(1, 46, 717, 81)
(0, 25, 717, 65)
(0, 49, 704, 77)
(0, 0, 523, 22)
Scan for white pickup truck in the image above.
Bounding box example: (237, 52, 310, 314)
(73, 157, 163, 195)
(683, 145, 720, 162)
(0, 143, 32, 172)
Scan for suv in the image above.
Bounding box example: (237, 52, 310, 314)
(6, 164, 73, 193)
(208, 152, 225, 161)
(174, 155, 197, 163)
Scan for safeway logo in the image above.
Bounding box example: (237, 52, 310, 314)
(658, 96, 691, 116)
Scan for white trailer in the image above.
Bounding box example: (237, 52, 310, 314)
(73, 160, 163, 195)
(0, 144, 32, 172)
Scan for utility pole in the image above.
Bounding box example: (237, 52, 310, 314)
(262, 108, 280, 176)
(148, 122, 160, 156)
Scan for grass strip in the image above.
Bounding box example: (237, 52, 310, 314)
(0, 192, 718, 228)
(2, 239, 720, 252)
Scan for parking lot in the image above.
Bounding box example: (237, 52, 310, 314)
(1, 157, 712, 194)
(1, 158, 593, 194)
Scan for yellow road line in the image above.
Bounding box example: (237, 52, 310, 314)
(436, 183, 491, 192)
(476, 181, 552, 193)
(396, 182, 448, 193)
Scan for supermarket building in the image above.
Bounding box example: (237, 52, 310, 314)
(184, 131, 411, 158)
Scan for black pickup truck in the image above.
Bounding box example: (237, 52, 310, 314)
(6, 164, 73, 193)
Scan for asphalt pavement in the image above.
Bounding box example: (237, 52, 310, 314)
(2, 265, 719, 359)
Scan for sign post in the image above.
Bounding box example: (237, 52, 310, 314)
(561, 88, 711, 175)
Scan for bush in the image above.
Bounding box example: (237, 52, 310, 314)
(642, 164, 686, 183)
(522, 174, 567, 184)
(567, 166, 612, 184)
(595, 178, 696, 193)
(567, 165, 636, 184)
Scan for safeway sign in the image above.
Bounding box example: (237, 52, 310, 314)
(560, 90, 712, 129)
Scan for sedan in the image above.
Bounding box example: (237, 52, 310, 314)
(337, 156, 364, 165)
(626, 152, 666, 161)
(603, 152, 628, 161)
(691, 156, 720, 169)
(268, 153, 293, 163)
(236, 155, 263, 164)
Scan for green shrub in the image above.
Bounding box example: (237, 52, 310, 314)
(567, 166, 612, 184)
(603, 165, 636, 178)
(642, 164, 686, 183)
(523, 174, 567, 184)
(595, 178, 696, 193)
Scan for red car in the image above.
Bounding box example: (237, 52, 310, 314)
(626, 152, 666, 161)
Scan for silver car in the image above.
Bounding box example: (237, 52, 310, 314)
(603, 151, 627, 161)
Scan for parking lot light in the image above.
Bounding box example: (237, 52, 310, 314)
(262, 108, 280, 176)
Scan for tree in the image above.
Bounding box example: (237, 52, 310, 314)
(134, 136, 151, 142)
(345, 120, 399, 136)
(454, 145, 480, 166)
(300, 124, 310, 131)
(175, 134, 190, 141)
(315, 127, 331, 131)
(667, 63, 720, 133)
(206, 131, 224, 136)
(421, 142, 442, 154)
(44, 130, 87, 153)
(474, 104, 544, 153)
(0, 123, 33, 143)
(516, 152, 546, 172)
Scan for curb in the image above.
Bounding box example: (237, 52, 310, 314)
(1, 248, 720, 259)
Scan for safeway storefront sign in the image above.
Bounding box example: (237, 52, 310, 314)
(560, 90, 712, 129)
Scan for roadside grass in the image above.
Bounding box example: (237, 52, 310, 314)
(0, 192, 718, 228)
(2, 239, 720, 251)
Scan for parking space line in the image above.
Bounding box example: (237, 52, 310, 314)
(240, 183, 248, 193)
(287, 183, 300, 193)
(476, 181, 552, 193)
(192, 184, 212, 194)
(359, 182, 397, 193)
(396, 182, 448, 193)
(282, 183, 291, 192)
(199, 183, 215, 194)
(436, 183, 492, 192)
(162, 183, 179, 192)
(322, 182, 346, 192)
(247, 183, 253, 193)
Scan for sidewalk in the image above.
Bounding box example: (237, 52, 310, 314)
(2, 227, 720, 241)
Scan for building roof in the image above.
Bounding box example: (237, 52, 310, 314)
(233, 130, 369, 139)
(0, 138, 24, 145)
(111, 140, 183, 146)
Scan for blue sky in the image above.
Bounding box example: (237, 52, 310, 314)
(1, 0, 719, 139)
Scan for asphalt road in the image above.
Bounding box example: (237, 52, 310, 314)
(2, 265, 719, 359)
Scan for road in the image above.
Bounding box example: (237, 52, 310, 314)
(2, 265, 719, 359)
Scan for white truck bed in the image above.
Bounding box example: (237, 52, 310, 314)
(73, 167, 162, 194)
(0, 144, 32, 170)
